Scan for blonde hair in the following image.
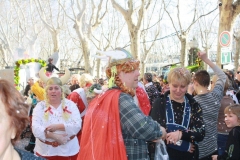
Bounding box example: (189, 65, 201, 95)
(167, 67, 191, 86)
(224, 104, 240, 119)
(71, 74, 80, 84)
(43, 77, 71, 121)
(79, 73, 93, 88)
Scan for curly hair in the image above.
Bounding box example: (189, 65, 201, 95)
(0, 79, 29, 145)
(106, 60, 140, 97)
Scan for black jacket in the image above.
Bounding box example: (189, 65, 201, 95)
(149, 90, 205, 160)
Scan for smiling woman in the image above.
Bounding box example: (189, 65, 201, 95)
(0, 79, 44, 160)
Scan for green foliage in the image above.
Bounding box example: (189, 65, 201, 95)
(14, 59, 47, 90)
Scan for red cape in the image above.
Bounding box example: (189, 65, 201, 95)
(136, 86, 151, 115)
(77, 89, 127, 160)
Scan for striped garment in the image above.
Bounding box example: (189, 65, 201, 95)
(194, 66, 226, 159)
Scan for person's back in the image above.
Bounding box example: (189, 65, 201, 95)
(143, 73, 160, 107)
(45, 58, 59, 74)
(189, 51, 226, 159)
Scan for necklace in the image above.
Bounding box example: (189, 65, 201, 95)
(169, 94, 184, 103)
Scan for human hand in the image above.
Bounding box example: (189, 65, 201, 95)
(197, 51, 208, 61)
(152, 126, 167, 142)
(211, 155, 218, 160)
(160, 126, 167, 140)
(188, 83, 195, 95)
(188, 143, 195, 153)
(54, 133, 69, 145)
(46, 124, 59, 132)
(166, 130, 181, 145)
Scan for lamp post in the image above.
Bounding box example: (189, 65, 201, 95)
(188, 37, 199, 65)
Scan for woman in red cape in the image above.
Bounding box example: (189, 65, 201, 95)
(78, 48, 166, 160)
(78, 89, 127, 160)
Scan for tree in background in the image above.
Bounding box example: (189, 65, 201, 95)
(162, 0, 218, 67)
(217, 0, 240, 67)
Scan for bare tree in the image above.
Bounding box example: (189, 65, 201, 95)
(34, 0, 66, 53)
(197, 12, 219, 69)
(162, 0, 218, 66)
(140, 0, 164, 76)
(111, 0, 153, 59)
(60, 0, 108, 73)
(91, 6, 129, 77)
(216, 0, 240, 67)
(233, 19, 240, 70)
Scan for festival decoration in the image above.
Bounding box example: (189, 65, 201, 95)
(14, 59, 47, 90)
(163, 48, 203, 83)
(186, 48, 203, 72)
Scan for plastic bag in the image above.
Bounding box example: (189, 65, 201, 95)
(154, 139, 169, 160)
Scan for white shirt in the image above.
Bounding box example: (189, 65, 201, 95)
(32, 99, 82, 156)
(73, 88, 88, 117)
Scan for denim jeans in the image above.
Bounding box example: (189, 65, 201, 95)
(217, 133, 229, 156)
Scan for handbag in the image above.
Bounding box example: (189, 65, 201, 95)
(154, 139, 169, 160)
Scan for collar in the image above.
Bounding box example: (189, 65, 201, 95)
(145, 82, 153, 87)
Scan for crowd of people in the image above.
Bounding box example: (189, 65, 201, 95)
(1, 48, 240, 160)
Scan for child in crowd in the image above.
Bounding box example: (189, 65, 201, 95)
(212, 104, 240, 160)
(188, 51, 226, 160)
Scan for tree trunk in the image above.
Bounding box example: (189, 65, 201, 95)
(140, 61, 145, 78)
(129, 29, 140, 59)
(81, 39, 91, 74)
(235, 38, 240, 70)
(51, 31, 60, 53)
(96, 58, 101, 78)
(204, 48, 209, 70)
(216, 0, 234, 67)
(180, 38, 187, 67)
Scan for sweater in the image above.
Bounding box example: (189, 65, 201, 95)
(194, 66, 226, 159)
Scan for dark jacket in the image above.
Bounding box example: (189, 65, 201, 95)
(149, 90, 205, 160)
(46, 63, 59, 72)
(217, 126, 240, 160)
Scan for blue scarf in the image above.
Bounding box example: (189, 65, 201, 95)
(166, 95, 191, 151)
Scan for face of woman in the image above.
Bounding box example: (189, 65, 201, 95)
(119, 69, 140, 89)
(47, 85, 62, 102)
(0, 100, 16, 158)
(169, 80, 188, 102)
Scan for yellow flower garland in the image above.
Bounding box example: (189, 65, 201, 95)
(14, 58, 46, 90)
